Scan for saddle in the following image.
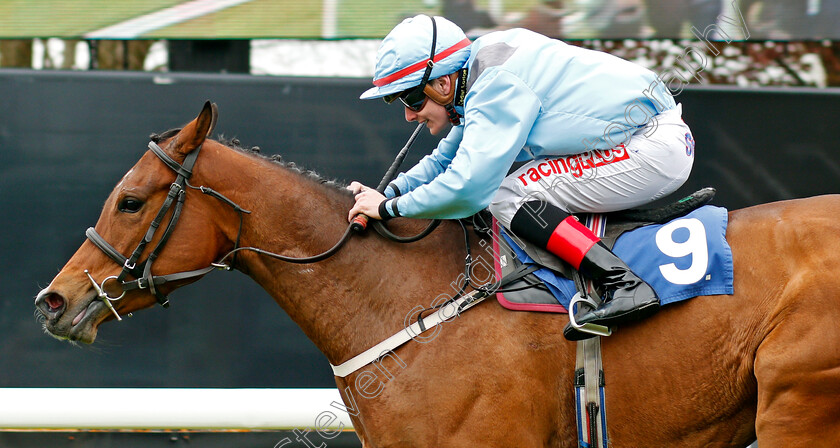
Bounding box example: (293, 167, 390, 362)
(490, 187, 717, 312)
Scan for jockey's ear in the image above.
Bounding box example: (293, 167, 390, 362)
(425, 73, 457, 106)
(173, 101, 218, 156)
(431, 74, 453, 95)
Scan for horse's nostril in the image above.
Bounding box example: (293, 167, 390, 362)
(44, 293, 65, 311)
(36, 292, 66, 316)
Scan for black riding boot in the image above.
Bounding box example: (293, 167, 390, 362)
(509, 200, 660, 341)
(562, 241, 660, 340)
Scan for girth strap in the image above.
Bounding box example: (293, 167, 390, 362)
(573, 214, 609, 448)
(575, 335, 608, 448)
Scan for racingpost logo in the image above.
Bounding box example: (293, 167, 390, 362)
(516, 145, 631, 187)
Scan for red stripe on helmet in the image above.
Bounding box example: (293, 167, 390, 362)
(373, 38, 471, 87)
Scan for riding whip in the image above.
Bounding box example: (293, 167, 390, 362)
(351, 122, 426, 231)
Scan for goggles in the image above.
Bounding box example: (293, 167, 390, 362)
(383, 84, 429, 112)
(382, 16, 438, 112)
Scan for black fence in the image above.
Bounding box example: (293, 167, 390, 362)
(0, 69, 443, 391)
(1, 69, 838, 445)
(3, 69, 840, 387)
(0, 431, 362, 448)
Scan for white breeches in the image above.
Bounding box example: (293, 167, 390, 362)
(489, 104, 695, 228)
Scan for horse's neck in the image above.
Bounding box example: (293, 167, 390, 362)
(202, 143, 468, 365)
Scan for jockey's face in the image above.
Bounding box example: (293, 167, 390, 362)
(403, 75, 453, 136)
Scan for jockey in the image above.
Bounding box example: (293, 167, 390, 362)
(348, 15, 694, 340)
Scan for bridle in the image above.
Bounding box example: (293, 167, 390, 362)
(84, 140, 250, 318)
(83, 137, 441, 321)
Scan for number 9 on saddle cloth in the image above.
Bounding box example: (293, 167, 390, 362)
(491, 188, 734, 313)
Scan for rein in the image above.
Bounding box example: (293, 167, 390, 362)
(84, 132, 442, 318)
(83, 131, 496, 380)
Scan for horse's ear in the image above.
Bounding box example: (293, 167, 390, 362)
(207, 102, 219, 137)
(173, 101, 218, 156)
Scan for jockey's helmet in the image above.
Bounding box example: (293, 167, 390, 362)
(360, 15, 471, 101)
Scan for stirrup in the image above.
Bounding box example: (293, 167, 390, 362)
(568, 292, 612, 338)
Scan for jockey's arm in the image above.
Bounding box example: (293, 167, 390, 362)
(381, 69, 541, 220)
(346, 125, 462, 222)
(384, 126, 462, 198)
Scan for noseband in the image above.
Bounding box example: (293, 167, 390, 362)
(85, 141, 250, 313)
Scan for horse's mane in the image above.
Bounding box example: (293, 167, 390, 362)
(150, 129, 350, 194)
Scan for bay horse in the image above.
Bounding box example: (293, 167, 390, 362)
(35, 102, 840, 447)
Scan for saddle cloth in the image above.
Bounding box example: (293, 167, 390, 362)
(492, 205, 735, 313)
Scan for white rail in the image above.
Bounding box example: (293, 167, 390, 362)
(0, 388, 353, 430)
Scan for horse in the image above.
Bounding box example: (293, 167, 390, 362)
(35, 102, 840, 447)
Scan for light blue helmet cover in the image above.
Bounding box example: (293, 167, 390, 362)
(360, 15, 471, 100)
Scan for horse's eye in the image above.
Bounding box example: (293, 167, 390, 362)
(118, 197, 144, 213)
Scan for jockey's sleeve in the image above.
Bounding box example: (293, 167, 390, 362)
(384, 69, 541, 219)
(384, 126, 463, 198)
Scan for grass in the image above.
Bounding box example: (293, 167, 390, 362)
(148, 0, 323, 39)
(0, 0, 184, 38)
(0, 0, 545, 39)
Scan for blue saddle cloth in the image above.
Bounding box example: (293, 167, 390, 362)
(500, 205, 734, 309)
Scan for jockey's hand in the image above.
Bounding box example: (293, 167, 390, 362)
(347, 183, 385, 222)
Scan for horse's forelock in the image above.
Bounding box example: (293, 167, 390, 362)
(149, 128, 182, 144)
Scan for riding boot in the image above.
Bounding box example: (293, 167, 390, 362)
(510, 200, 660, 341)
(568, 241, 660, 338)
